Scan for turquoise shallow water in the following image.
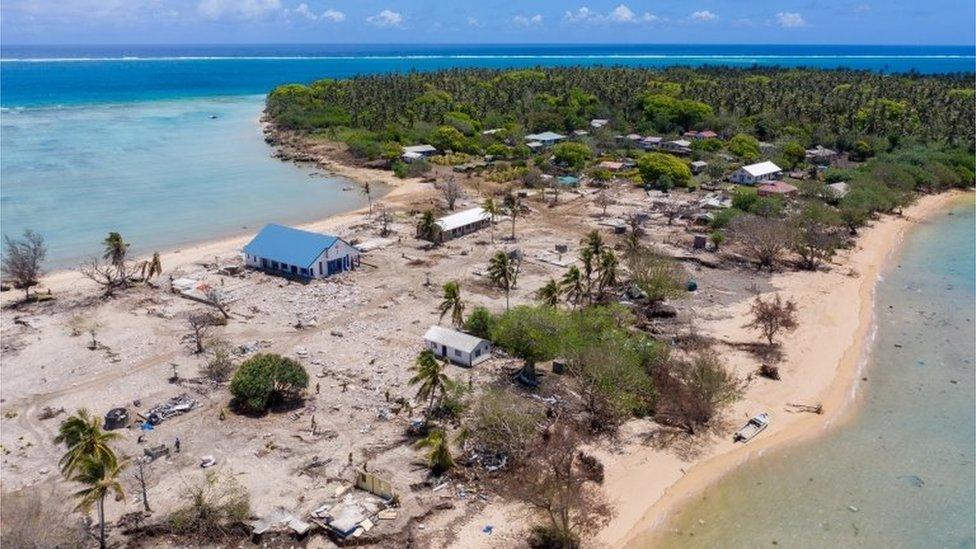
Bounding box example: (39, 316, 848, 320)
(1, 95, 372, 267)
(653, 196, 976, 548)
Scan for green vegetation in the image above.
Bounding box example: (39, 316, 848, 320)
(267, 67, 975, 161)
(229, 353, 309, 413)
(637, 152, 693, 189)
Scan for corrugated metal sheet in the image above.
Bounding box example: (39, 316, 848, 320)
(424, 325, 487, 353)
(243, 224, 338, 268)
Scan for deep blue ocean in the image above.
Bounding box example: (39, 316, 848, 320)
(2, 44, 974, 107)
(1, 44, 974, 267)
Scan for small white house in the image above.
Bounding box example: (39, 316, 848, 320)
(638, 136, 662, 150)
(423, 207, 491, 243)
(424, 325, 492, 367)
(589, 118, 609, 129)
(730, 161, 783, 185)
(524, 131, 566, 147)
(244, 224, 360, 279)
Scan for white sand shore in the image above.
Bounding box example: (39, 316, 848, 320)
(603, 191, 969, 548)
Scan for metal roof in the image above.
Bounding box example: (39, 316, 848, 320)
(403, 144, 437, 154)
(435, 207, 490, 232)
(243, 224, 341, 269)
(524, 131, 566, 142)
(424, 325, 488, 353)
(740, 161, 783, 177)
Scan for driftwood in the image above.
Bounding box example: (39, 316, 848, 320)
(786, 402, 823, 414)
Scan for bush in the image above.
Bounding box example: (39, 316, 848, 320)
(229, 353, 309, 413)
(709, 207, 743, 230)
(203, 340, 236, 382)
(728, 133, 761, 161)
(168, 472, 250, 542)
(551, 142, 593, 171)
(392, 159, 431, 179)
(466, 388, 543, 462)
(464, 306, 495, 339)
(637, 152, 692, 188)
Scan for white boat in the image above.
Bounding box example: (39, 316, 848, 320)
(733, 412, 770, 443)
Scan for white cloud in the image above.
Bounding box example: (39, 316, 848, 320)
(775, 12, 807, 27)
(467, 16, 480, 26)
(513, 13, 543, 26)
(321, 8, 345, 22)
(292, 3, 316, 20)
(564, 4, 657, 24)
(197, 0, 282, 21)
(366, 9, 403, 27)
(689, 10, 718, 22)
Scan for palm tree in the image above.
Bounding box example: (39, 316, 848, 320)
(582, 229, 605, 257)
(486, 251, 518, 310)
(71, 455, 126, 549)
(560, 266, 585, 309)
(503, 192, 521, 240)
(437, 280, 465, 328)
(102, 232, 129, 276)
(417, 210, 440, 245)
(410, 350, 450, 418)
(595, 249, 619, 299)
(481, 196, 500, 244)
(138, 251, 163, 284)
(54, 409, 122, 477)
(535, 278, 561, 307)
(362, 181, 373, 215)
(414, 429, 454, 475)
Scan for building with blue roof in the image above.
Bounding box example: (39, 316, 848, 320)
(243, 224, 360, 279)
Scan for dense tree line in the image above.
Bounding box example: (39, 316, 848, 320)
(267, 66, 975, 152)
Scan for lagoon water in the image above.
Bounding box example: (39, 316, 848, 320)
(2, 44, 973, 265)
(651, 196, 976, 548)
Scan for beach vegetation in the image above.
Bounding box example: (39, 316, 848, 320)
(487, 250, 520, 310)
(437, 280, 466, 328)
(69, 455, 126, 549)
(414, 429, 454, 475)
(229, 353, 309, 413)
(654, 351, 743, 434)
(1, 229, 46, 301)
(464, 388, 544, 464)
(551, 141, 593, 171)
(167, 471, 250, 542)
(463, 305, 495, 340)
(54, 408, 122, 477)
(728, 214, 795, 269)
(410, 349, 452, 419)
(745, 294, 800, 346)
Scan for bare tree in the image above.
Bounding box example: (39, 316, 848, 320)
(79, 257, 131, 297)
(438, 178, 464, 211)
(501, 421, 613, 547)
(132, 459, 152, 512)
(1, 229, 46, 300)
(594, 191, 612, 217)
(204, 287, 231, 320)
(744, 294, 799, 346)
(729, 214, 795, 269)
(375, 206, 394, 237)
(654, 351, 743, 434)
(202, 339, 236, 382)
(186, 311, 219, 354)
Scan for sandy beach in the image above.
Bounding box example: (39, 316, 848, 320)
(604, 190, 969, 548)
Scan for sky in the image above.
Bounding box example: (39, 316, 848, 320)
(2, 0, 974, 46)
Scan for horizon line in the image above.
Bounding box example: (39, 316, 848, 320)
(3, 41, 975, 48)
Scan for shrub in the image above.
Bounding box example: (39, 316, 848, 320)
(552, 142, 593, 171)
(637, 152, 692, 188)
(464, 306, 495, 340)
(466, 388, 543, 462)
(168, 472, 250, 542)
(728, 133, 761, 161)
(229, 353, 309, 413)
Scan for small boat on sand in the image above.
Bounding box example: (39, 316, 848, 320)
(733, 412, 770, 443)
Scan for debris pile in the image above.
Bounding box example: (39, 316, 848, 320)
(139, 393, 198, 425)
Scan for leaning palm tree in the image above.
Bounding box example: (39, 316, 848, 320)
(54, 409, 122, 477)
(481, 196, 500, 244)
(71, 455, 126, 549)
(138, 251, 163, 284)
(437, 281, 465, 328)
(417, 210, 440, 245)
(595, 249, 619, 300)
(560, 266, 585, 309)
(535, 278, 561, 308)
(410, 350, 451, 418)
(414, 429, 454, 475)
(102, 232, 129, 275)
(486, 251, 518, 310)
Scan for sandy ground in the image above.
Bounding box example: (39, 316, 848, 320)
(1, 143, 965, 548)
